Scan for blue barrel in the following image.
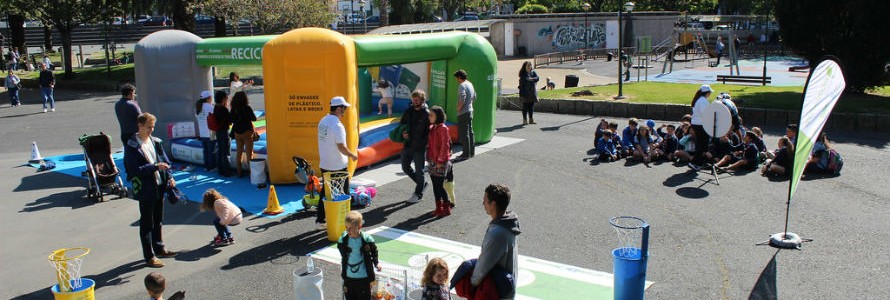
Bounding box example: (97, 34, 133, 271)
(612, 247, 647, 300)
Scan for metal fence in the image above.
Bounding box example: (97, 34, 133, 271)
(533, 47, 637, 68)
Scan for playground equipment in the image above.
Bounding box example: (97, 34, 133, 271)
(657, 29, 740, 75)
(136, 29, 497, 184)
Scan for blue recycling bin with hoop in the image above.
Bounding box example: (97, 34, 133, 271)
(611, 216, 649, 300)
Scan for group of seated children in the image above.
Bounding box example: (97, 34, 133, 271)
(594, 118, 843, 177)
(594, 117, 683, 165)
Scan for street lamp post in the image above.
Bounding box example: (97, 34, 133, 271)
(582, 3, 591, 49)
(615, 1, 635, 100)
(359, 0, 367, 33)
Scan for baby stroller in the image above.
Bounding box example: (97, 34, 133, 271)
(79, 133, 127, 202)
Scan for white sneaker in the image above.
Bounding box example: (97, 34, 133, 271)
(43, 108, 47, 113)
(50, 108, 55, 112)
(406, 193, 421, 203)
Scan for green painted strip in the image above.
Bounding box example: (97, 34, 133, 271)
(310, 227, 651, 299)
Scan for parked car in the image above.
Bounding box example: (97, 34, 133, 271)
(714, 25, 731, 30)
(365, 15, 380, 23)
(195, 14, 214, 25)
(453, 12, 480, 21)
(141, 16, 173, 27)
(136, 15, 151, 23)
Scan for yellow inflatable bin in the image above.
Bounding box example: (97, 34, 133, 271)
(263, 28, 359, 184)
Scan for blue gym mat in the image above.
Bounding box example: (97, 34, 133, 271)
(31, 152, 307, 218)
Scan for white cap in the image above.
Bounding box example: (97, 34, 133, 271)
(699, 84, 712, 93)
(330, 96, 351, 107)
(200, 90, 212, 99)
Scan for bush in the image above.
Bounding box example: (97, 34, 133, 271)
(515, 4, 549, 14)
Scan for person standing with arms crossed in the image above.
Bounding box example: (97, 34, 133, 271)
(454, 69, 476, 160)
(115, 84, 142, 146)
(316, 96, 358, 230)
(38, 62, 55, 112)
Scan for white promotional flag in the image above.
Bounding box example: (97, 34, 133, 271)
(789, 59, 846, 200)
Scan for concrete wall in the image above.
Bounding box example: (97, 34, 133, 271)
(498, 96, 890, 133)
(492, 12, 678, 57)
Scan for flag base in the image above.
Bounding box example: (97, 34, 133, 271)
(757, 232, 813, 249)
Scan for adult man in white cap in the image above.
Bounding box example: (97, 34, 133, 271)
(316, 96, 358, 229)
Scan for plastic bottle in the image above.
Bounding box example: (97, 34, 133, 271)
(306, 255, 315, 273)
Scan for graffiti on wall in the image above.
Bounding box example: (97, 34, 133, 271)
(537, 22, 607, 50)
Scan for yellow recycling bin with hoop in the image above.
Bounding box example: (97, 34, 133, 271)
(323, 171, 351, 241)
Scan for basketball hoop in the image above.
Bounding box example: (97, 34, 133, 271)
(323, 171, 350, 201)
(48, 247, 90, 293)
(610, 216, 650, 300)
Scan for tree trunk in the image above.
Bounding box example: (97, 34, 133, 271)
(379, 0, 389, 26)
(214, 17, 227, 37)
(8, 15, 26, 53)
(43, 25, 54, 52)
(172, 0, 195, 32)
(58, 27, 75, 79)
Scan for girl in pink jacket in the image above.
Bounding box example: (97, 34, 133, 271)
(201, 189, 243, 246)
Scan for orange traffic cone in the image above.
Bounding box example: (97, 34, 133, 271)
(263, 185, 285, 215)
(30, 141, 43, 163)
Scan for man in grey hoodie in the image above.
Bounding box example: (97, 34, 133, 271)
(472, 184, 521, 299)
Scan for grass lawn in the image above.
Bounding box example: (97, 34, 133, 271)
(532, 81, 890, 114)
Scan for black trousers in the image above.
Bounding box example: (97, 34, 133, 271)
(343, 277, 372, 300)
(521, 102, 535, 121)
(138, 188, 165, 261)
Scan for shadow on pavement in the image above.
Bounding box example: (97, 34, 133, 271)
(14, 168, 85, 192)
(496, 124, 526, 133)
(540, 116, 594, 131)
(675, 187, 710, 199)
(174, 244, 223, 262)
(8, 260, 142, 300)
(20, 191, 96, 213)
(748, 250, 779, 300)
(221, 229, 329, 270)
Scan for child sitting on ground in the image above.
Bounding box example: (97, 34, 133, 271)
(200, 189, 243, 247)
(596, 130, 618, 162)
(145, 272, 185, 300)
(421, 257, 452, 300)
(337, 211, 381, 300)
(608, 122, 625, 158)
(545, 77, 556, 90)
(762, 136, 794, 176)
(621, 118, 639, 158)
(657, 124, 679, 162)
(594, 118, 609, 148)
(715, 131, 760, 172)
(632, 125, 662, 164)
(675, 127, 697, 163)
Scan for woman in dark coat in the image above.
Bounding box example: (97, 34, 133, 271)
(518, 61, 539, 125)
(124, 112, 178, 268)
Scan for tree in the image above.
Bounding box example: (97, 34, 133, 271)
(776, 0, 890, 92)
(202, 0, 249, 36)
(9, 0, 106, 78)
(240, 0, 333, 34)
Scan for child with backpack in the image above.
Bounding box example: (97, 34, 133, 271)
(337, 211, 381, 300)
(200, 189, 243, 246)
(806, 133, 843, 175)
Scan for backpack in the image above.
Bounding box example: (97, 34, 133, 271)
(825, 149, 843, 175)
(207, 113, 219, 131)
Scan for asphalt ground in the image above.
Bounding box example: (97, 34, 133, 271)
(2, 86, 890, 299)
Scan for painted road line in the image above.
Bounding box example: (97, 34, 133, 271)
(311, 226, 652, 300)
(353, 136, 524, 187)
